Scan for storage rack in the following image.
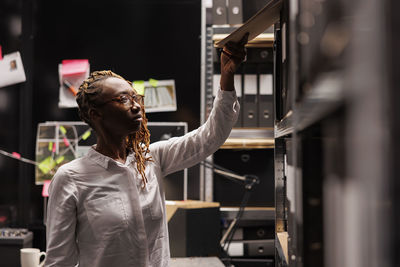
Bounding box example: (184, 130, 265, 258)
(201, 1, 278, 266)
(204, 0, 400, 266)
(273, 0, 396, 266)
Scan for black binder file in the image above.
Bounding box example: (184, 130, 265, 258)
(227, 0, 243, 25)
(258, 74, 274, 127)
(243, 74, 258, 127)
(212, 0, 228, 25)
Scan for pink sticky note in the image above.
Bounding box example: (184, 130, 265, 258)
(63, 137, 70, 147)
(12, 152, 21, 159)
(42, 180, 51, 197)
(61, 59, 89, 76)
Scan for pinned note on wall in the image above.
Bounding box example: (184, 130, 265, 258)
(12, 152, 21, 159)
(82, 130, 91, 140)
(59, 126, 67, 135)
(133, 80, 145, 96)
(0, 51, 26, 88)
(58, 59, 90, 108)
(42, 180, 51, 197)
(38, 156, 57, 174)
(61, 59, 89, 76)
(149, 78, 159, 87)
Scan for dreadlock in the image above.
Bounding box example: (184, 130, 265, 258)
(76, 70, 152, 188)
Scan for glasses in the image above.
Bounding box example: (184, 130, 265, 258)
(96, 93, 144, 107)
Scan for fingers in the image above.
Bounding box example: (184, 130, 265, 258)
(239, 32, 249, 46)
(222, 44, 246, 60)
(222, 32, 249, 60)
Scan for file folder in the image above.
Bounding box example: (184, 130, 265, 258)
(243, 74, 258, 127)
(258, 74, 274, 127)
(212, 0, 228, 25)
(227, 0, 243, 25)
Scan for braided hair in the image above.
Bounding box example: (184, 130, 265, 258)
(76, 70, 152, 188)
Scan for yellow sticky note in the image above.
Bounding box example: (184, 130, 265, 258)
(59, 126, 67, 135)
(56, 156, 65, 164)
(48, 142, 53, 151)
(149, 78, 158, 87)
(82, 130, 91, 140)
(38, 156, 56, 174)
(133, 81, 145, 96)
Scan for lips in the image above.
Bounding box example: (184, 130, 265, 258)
(132, 114, 143, 121)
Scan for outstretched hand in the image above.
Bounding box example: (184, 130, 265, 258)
(220, 33, 249, 75)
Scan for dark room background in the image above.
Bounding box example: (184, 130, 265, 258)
(0, 0, 201, 250)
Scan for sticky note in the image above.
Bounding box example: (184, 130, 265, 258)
(82, 130, 91, 140)
(63, 137, 70, 147)
(56, 156, 65, 164)
(59, 126, 67, 135)
(61, 59, 89, 76)
(149, 78, 158, 87)
(42, 180, 51, 197)
(38, 156, 56, 174)
(12, 152, 21, 159)
(133, 81, 145, 96)
(48, 142, 53, 151)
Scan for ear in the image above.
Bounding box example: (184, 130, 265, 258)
(88, 108, 103, 123)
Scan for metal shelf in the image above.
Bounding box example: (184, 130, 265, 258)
(294, 72, 345, 132)
(211, 22, 275, 48)
(275, 111, 293, 138)
(229, 128, 274, 138)
(275, 72, 344, 137)
(220, 207, 275, 221)
(222, 128, 274, 149)
(213, 33, 274, 48)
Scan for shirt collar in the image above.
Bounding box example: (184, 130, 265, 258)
(86, 145, 135, 169)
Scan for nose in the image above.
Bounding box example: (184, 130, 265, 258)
(130, 100, 141, 113)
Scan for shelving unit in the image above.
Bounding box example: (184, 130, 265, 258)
(272, 0, 397, 266)
(201, 2, 280, 266)
(213, 33, 274, 48)
(221, 128, 274, 149)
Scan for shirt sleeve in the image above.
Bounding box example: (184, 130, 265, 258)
(45, 166, 79, 267)
(150, 89, 239, 176)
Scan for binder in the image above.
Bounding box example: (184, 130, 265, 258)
(258, 74, 274, 127)
(227, 0, 243, 25)
(243, 74, 258, 127)
(212, 0, 228, 25)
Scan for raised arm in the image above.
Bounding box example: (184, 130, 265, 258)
(150, 34, 248, 176)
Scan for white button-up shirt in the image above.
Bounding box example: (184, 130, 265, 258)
(45, 89, 239, 267)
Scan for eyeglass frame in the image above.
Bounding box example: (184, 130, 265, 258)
(94, 92, 144, 108)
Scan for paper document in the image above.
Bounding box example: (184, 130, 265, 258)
(58, 61, 90, 108)
(215, 0, 282, 48)
(0, 51, 26, 88)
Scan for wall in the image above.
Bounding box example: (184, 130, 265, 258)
(0, 0, 201, 250)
